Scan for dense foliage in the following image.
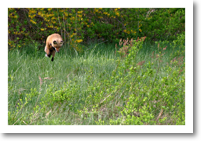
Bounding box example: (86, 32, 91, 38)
(8, 8, 185, 51)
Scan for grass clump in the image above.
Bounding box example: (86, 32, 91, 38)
(8, 34, 185, 125)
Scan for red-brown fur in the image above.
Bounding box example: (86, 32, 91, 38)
(44, 33, 63, 61)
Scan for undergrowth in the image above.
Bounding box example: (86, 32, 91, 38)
(8, 34, 185, 125)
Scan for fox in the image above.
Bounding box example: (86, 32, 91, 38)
(44, 33, 63, 61)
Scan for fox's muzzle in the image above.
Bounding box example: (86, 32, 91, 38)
(56, 49, 60, 53)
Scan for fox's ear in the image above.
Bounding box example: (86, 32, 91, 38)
(53, 40, 57, 44)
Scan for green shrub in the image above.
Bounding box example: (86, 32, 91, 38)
(8, 8, 185, 51)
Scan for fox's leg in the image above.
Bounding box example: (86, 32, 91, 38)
(45, 46, 51, 57)
(51, 50, 56, 61)
(45, 54, 51, 57)
(51, 57, 54, 61)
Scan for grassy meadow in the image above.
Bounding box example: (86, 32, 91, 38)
(8, 37, 185, 125)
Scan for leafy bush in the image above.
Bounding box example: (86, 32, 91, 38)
(8, 8, 185, 51)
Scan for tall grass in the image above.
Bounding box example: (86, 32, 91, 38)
(8, 36, 185, 125)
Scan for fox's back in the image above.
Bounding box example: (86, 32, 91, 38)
(46, 33, 63, 48)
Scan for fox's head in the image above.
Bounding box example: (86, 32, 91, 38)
(51, 39, 63, 52)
